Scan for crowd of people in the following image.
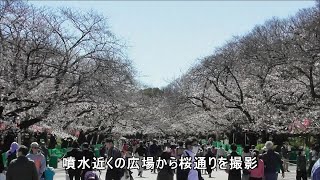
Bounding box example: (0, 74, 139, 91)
(0, 129, 57, 152)
(1, 132, 320, 180)
(0, 141, 49, 180)
(110, 138, 320, 180)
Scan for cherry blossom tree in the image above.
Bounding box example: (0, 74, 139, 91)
(0, 1, 136, 133)
(172, 4, 320, 135)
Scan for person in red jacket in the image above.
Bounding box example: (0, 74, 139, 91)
(249, 150, 264, 180)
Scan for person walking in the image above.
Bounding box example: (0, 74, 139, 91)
(80, 142, 94, 180)
(122, 141, 129, 157)
(310, 145, 319, 177)
(27, 142, 46, 180)
(40, 140, 49, 166)
(135, 141, 147, 177)
(281, 143, 289, 172)
(226, 144, 242, 180)
(6, 142, 19, 167)
(150, 140, 159, 174)
(6, 145, 38, 180)
(296, 148, 307, 180)
(249, 150, 264, 180)
(205, 147, 215, 178)
(212, 146, 217, 157)
(180, 138, 204, 180)
(170, 144, 177, 157)
(242, 145, 252, 180)
(157, 149, 174, 180)
(48, 134, 57, 149)
(262, 141, 285, 180)
(64, 141, 82, 180)
(176, 141, 185, 159)
(176, 141, 185, 180)
(0, 149, 4, 178)
(105, 139, 122, 180)
(312, 156, 320, 180)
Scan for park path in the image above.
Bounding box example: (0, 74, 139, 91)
(54, 161, 301, 180)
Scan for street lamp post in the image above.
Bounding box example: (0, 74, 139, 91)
(233, 133, 235, 144)
(16, 117, 22, 144)
(245, 132, 247, 145)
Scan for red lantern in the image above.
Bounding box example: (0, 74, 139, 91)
(0, 123, 5, 130)
(75, 131, 80, 137)
(302, 119, 311, 127)
(294, 120, 306, 132)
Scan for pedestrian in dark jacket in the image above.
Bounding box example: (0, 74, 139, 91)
(4, 130, 15, 152)
(227, 144, 242, 180)
(296, 149, 307, 180)
(176, 141, 185, 180)
(0, 150, 4, 174)
(81, 142, 94, 180)
(22, 132, 31, 149)
(64, 141, 82, 180)
(135, 141, 147, 177)
(48, 134, 57, 149)
(157, 150, 174, 180)
(206, 147, 215, 178)
(77, 130, 86, 145)
(6, 145, 38, 180)
(105, 139, 122, 180)
(262, 141, 285, 180)
(149, 140, 159, 174)
(281, 143, 289, 172)
(40, 141, 49, 165)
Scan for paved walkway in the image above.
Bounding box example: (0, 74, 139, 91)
(54, 161, 302, 180)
